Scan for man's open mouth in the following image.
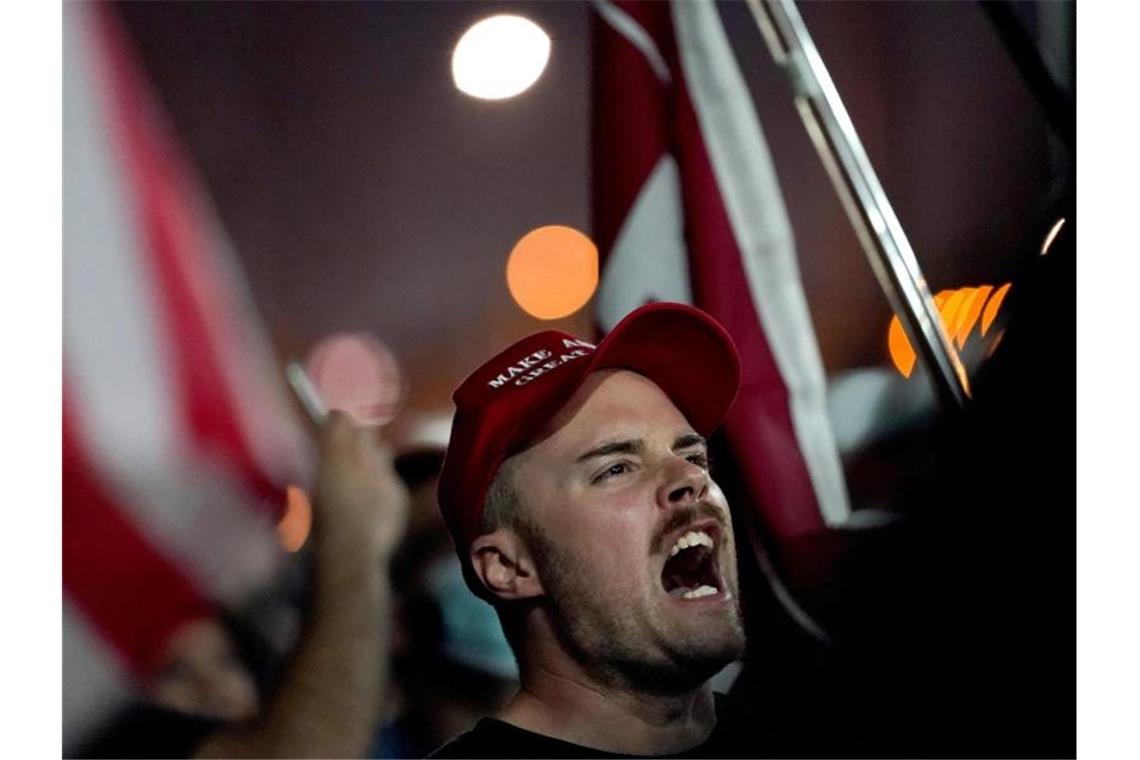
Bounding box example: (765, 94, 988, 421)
(660, 522, 726, 600)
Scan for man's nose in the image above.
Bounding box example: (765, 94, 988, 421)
(656, 456, 709, 510)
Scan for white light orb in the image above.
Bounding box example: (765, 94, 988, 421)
(451, 15, 551, 100)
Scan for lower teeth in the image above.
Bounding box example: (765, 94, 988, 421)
(681, 585, 718, 599)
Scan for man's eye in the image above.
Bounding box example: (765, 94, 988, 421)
(592, 462, 631, 484)
(686, 452, 710, 469)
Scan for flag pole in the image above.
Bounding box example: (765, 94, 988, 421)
(286, 361, 329, 426)
(745, 0, 971, 411)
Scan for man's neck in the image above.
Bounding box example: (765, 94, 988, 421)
(497, 661, 717, 756)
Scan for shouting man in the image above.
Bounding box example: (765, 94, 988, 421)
(431, 303, 754, 757)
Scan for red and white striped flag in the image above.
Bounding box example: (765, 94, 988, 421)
(63, 4, 311, 747)
(592, 1, 851, 576)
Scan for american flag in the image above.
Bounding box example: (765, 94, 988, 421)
(591, 1, 851, 581)
(63, 4, 310, 747)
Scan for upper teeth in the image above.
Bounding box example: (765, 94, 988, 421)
(669, 530, 713, 557)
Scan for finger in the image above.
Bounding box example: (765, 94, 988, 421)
(356, 428, 400, 475)
(318, 409, 355, 457)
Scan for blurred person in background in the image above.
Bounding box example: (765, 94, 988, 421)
(76, 612, 275, 757)
(372, 414, 518, 758)
(76, 412, 409, 758)
(146, 617, 263, 724)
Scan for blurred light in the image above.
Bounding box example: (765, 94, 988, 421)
(939, 288, 971, 348)
(887, 283, 1012, 378)
(957, 284, 993, 348)
(984, 328, 1008, 359)
(980, 282, 1012, 337)
(278, 486, 312, 552)
(507, 225, 599, 320)
(1040, 217, 1066, 256)
(305, 333, 404, 425)
(887, 290, 951, 379)
(949, 287, 984, 349)
(452, 15, 551, 100)
(887, 314, 917, 379)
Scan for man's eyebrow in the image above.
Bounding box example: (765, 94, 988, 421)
(672, 433, 707, 451)
(576, 439, 643, 462)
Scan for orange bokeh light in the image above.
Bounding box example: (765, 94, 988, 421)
(278, 485, 313, 553)
(939, 288, 971, 347)
(887, 313, 917, 378)
(981, 282, 1012, 337)
(887, 283, 1011, 379)
(506, 225, 599, 320)
(957, 284, 993, 348)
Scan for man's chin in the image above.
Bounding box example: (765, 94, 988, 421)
(692, 632, 746, 670)
(666, 625, 747, 686)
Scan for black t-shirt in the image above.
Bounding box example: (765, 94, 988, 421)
(430, 693, 804, 759)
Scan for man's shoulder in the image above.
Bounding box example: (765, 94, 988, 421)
(431, 696, 756, 759)
(429, 718, 547, 759)
(430, 694, 811, 759)
(428, 720, 498, 760)
(430, 717, 633, 759)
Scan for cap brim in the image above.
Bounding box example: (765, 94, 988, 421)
(587, 302, 740, 436)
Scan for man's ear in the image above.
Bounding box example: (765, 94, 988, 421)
(470, 529, 545, 602)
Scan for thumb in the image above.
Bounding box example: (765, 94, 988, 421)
(317, 409, 356, 458)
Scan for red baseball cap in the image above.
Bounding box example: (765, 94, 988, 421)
(437, 302, 741, 559)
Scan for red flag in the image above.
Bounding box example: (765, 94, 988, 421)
(63, 3, 310, 746)
(592, 2, 850, 577)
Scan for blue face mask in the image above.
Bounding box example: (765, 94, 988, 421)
(422, 555, 520, 681)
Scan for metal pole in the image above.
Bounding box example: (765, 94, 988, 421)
(746, 0, 971, 410)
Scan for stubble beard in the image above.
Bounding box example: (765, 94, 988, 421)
(521, 518, 747, 695)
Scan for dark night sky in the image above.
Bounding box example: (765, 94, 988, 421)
(116, 0, 1061, 416)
